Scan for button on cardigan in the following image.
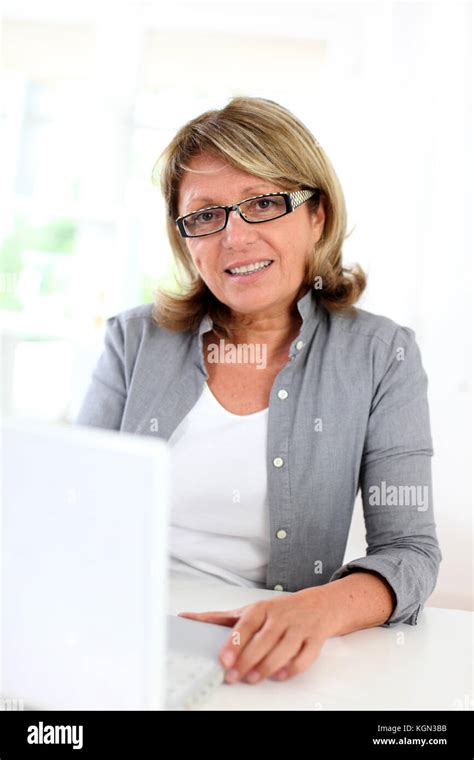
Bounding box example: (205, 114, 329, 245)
(75, 287, 442, 627)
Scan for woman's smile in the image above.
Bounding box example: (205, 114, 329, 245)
(224, 259, 274, 282)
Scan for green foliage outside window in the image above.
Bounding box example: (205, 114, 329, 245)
(0, 215, 78, 311)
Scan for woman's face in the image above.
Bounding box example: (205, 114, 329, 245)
(177, 152, 325, 318)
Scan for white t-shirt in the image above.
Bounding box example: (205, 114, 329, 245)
(168, 382, 270, 588)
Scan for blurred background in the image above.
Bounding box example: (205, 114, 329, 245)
(0, 1, 471, 612)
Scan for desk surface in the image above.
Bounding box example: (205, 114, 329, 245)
(168, 577, 473, 711)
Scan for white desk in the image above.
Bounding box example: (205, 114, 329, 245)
(168, 577, 473, 711)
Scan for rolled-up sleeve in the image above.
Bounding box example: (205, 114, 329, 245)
(75, 315, 126, 431)
(329, 325, 442, 626)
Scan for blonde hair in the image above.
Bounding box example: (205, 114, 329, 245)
(151, 96, 366, 339)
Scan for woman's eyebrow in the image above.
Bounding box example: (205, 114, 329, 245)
(186, 186, 275, 209)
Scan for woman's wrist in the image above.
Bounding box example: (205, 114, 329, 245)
(297, 569, 397, 638)
(295, 583, 343, 640)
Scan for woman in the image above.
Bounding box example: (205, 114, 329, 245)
(76, 97, 442, 686)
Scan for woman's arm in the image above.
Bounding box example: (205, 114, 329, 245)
(179, 572, 397, 684)
(329, 325, 442, 627)
(75, 316, 127, 430)
(299, 569, 396, 635)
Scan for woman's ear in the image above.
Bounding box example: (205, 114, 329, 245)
(311, 195, 326, 239)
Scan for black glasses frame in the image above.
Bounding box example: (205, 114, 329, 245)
(175, 189, 320, 238)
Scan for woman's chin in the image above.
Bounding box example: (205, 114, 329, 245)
(222, 292, 282, 316)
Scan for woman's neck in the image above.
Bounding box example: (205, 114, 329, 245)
(214, 309, 303, 367)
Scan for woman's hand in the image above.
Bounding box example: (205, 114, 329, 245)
(178, 587, 335, 684)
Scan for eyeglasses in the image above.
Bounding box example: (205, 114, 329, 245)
(175, 189, 319, 238)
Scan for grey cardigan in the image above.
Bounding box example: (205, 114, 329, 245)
(75, 287, 442, 627)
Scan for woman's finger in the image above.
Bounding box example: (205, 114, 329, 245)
(177, 608, 244, 625)
(220, 604, 268, 678)
(222, 619, 285, 680)
(274, 637, 324, 681)
(238, 627, 304, 683)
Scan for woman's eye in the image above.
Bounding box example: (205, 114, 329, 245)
(195, 211, 215, 223)
(250, 198, 280, 213)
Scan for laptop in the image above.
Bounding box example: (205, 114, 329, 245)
(0, 419, 230, 710)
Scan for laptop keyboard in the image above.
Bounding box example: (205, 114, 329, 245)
(165, 651, 225, 710)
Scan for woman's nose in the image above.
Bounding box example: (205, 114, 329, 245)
(221, 209, 257, 245)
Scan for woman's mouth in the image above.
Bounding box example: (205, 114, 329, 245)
(224, 259, 274, 281)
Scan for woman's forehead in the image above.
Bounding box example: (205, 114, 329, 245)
(181, 155, 260, 189)
(178, 155, 278, 209)
(182, 152, 230, 174)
